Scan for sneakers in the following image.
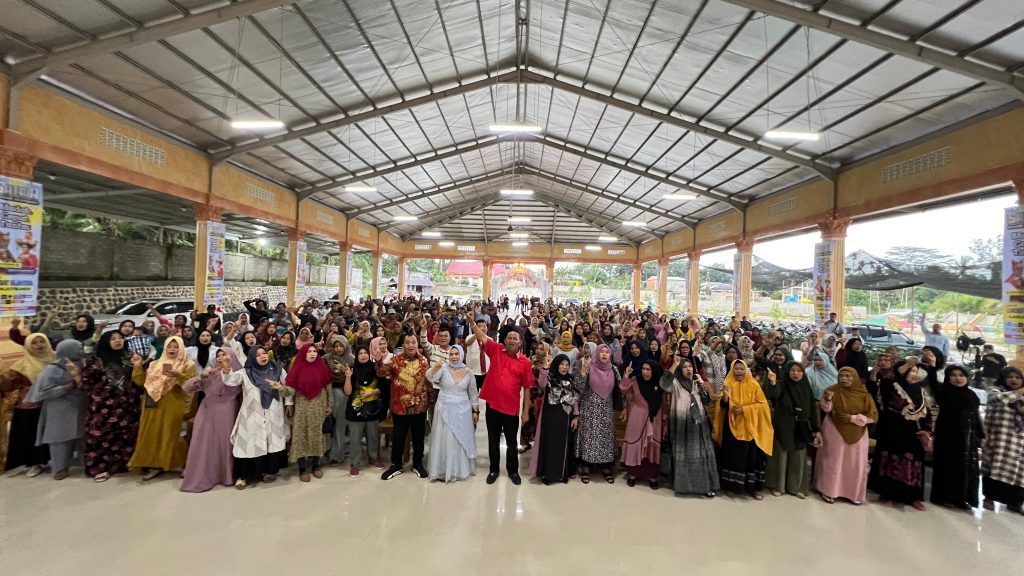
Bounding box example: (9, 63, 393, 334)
(412, 464, 428, 479)
(350, 466, 360, 478)
(370, 460, 385, 470)
(381, 464, 403, 480)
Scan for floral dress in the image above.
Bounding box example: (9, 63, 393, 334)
(81, 354, 142, 477)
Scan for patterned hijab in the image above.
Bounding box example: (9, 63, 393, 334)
(145, 336, 194, 403)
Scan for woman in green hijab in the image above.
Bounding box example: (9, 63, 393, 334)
(763, 360, 819, 498)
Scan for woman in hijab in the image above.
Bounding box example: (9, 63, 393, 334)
(529, 353, 580, 484)
(226, 345, 294, 488)
(425, 344, 478, 482)
(270, 330, 299, 370)
(815, 366, 878, 505)
(821, 334, 839, 365)
(520, 341, 550, 454)
(353, 320, 374, 348)
(186, 329, 218, 374)
(344, 345, 386, 476)
(804, 347, 839, 401)
(757, 346, 792, 390)
(180, 326, 197, 348)
(763, 361, 820, 498)
(287, 343, 333, 482)
(620, 358, 665, 489)
(660, 357, 720, 497)
(128, 336, 196, 481)
(929, 365, 984, 509)
(324, 335, 354, 467)
(239, 330, 258, 360)
(867, 357, 937, 510)
(1, 332, 54, 475)
(555, 330, 579, 365)
(713, 360, 774, 500)
(81, 330, 142, 482)
(676, 339, 704, 380)
(838, 338, 870, 383)
(148, 324, 171, 360)
(623, 340, 647, 378)
(919, 345, 946, 392)
(180, 348, 242, 492)
(738, 336, 756, 367)
(576, 343, 620, 484)
(981, 367, 1024, 514)
(25, 340, 86, 480)
(69, 314, 97, 350)
(600, 323, 622, 365)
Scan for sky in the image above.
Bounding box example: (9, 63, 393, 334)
(701, 194, 1016, 269)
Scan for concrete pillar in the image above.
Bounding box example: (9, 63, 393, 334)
(482, 259, 493, 301)
(192, 202, 224, 311)
(545, 260, 555, 300)
(631, 263, 642, 310)
(687, 250, 701, 315)
(735, 239, 754, 319)
(397, 256, 407, 299)
(286, 229, 305, 306)
(657, 257, 669, 312)
(0, 145, 37, 180)
(338, 242, 351, 302)
(370, 251, 380, 298)
(819, 218, 852, 322)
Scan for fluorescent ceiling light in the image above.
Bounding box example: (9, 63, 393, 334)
(508, 217, 532, 223)
(509, 232, 530, 238)
(764, 130, 820, 141)
(345, 185, 377, 192)
(393, 215, 418, 222)
(422, 231, 442, 237)
(489, 123, 542, 133)
(662, 193, 696, 200)
(231, 119, 285, 130)
(622, 221, 646, 227)
(512, 242, 529, 247)
(439, 241, 455, 247)
(256, 238, 267, 246)
(598, 236, 618, 242)
(585, 245, 601, 251)
(500, 189, 534, 196)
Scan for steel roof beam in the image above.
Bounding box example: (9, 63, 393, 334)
(530, 193, 647, 246)
(519, 168, 698, 227)
(719, 0, 1024, 99)
(521, 70, 834, 180)
(10, 0, 295, 85)
(213, 71, 528, 161)
(344, 171, 513, 217)
(391, 196, 504, 235)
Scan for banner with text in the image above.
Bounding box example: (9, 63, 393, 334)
(1002, 207, 1024, 345)
(0, 176, 43, 317)
(295, 240, 308, 303)
(813, 240, 833, 325)
(204, 221, 226, 306)
(732, 252, 742, 315)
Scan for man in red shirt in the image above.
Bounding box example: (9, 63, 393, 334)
(466, 308, 535, 485)
(379, 333, 429, 481)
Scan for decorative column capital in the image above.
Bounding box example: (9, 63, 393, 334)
(658, 257, 670, 267)
(818, 217, 852, 238)
(192, 202, 223, 222)
(1012, 178, 1024, 204)
(287, 228, 304, 242)
(735, 238, 755, 253)
(339, 241, 351, 253)
(0, 146, 38, 180)
(686, 250, 701, 261)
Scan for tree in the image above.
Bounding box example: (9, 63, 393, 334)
(884, 246, 948, 266)
(968, 235, 1001, 263)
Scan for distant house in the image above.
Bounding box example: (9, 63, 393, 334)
(382, 272, 435, 296)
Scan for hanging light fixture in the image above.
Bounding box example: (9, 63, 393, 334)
(226, 18, 284, 131)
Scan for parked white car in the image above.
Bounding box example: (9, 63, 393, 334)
(92, 298, 221, 332)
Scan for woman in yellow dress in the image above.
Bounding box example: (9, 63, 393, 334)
(1, 331, 55, 474)
(127, 336, 197, 481)
(711, 359, 774, 500)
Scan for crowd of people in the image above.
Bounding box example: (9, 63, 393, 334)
(0, 295, 1021, 516)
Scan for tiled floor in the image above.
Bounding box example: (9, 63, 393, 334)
(1, 432, 1021, 576)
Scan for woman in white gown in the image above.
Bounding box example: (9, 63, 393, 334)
(426, 345, 479, 482)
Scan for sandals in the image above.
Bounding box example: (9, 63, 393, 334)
(94, 472, 110, 483)
(770, 490, 783, 497)
(261, 474, 276, 483)
(518, 443, 532, 454)
(752, 492, 765, 501)
(141, 469, 162, 481)
(26, 465, 44, 478)
(983, 499, 995, 511)
(580, 473, 591, 484)
(821, 494, 836, 504)
(603, 472, 615, 484)
(704, 492, 716, 499)
(234, 479, 247, 490)
(911, 501, 927, 512)
(312, 469, 324, 479)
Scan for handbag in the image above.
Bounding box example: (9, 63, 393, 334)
(783, 384, 815, 445)
(322, 414, 335, 434)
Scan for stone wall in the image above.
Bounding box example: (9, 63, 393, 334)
(33, 284, 339, 331)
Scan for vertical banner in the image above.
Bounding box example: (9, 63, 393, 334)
(732, 252, 742, 315)
(295, 240, 308, 302)
(1002, 207, 1024, 345)
(204, 222, 226, 306)
(813, 240, 833, 325)
(0, 176, 43, 317)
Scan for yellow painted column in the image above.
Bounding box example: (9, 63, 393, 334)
(687, 250, 701, 315)
(657, 257, 669, 312)
(397, 256, 407, 298)
(370, 251, 380, 298)
(338, 242, 350, 302)
(286, 229, 304, 306)
(192, 203, 223, 311)
(1014, 179, 1024, 366)
(482, 258, 493, 301)
(819, 218, 851, 323)
(735, 239, 754, 318)
(545, 260, 555, 300)
(631, 263, 642, 310)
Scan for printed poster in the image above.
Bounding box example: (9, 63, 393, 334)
(295, 240, 308, 303)
(204, 221, 226, 306)
(813, 240, 833, 325)
(0, 176, 42, 317)
(732, 252, 742, 315)
(1002, 207, 1024, 345)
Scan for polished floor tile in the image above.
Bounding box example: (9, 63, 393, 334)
(1, 432, 1021, 576)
